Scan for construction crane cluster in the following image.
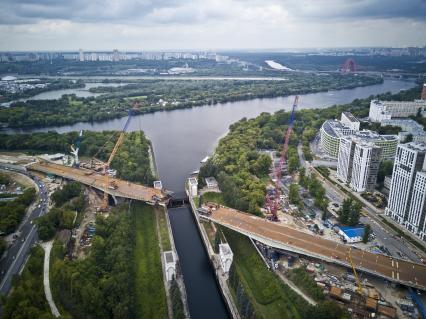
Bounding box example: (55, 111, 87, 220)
(265, 95, 299, 221)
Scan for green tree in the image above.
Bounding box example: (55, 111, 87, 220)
(363, 224, 371, 243)
(289, 184, 301, 207)
(377, 160, 394, 185)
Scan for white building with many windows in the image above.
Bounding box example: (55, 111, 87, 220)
(369, 99, 426, 122)
(336, 137, 381, 192)
(406, 171, 426, 239)
(350, 142, 381, 192)
(385, 143, 426, 228)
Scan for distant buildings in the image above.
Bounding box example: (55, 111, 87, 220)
(385, 143, 426, 240)
(337, 137, 381, 192)
(369, 99, 426, 122)
(320, 113, 398, 160)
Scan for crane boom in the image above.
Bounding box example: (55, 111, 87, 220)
(101, 111, 133, 210)
(348, 248, 363, 294)
(265, 96, 299, 221)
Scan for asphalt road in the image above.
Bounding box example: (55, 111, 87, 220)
(0, 168, 48, 297)
(297, 144, 422, 262)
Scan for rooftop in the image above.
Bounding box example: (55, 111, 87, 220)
(164, 251, 175, 263)
(342, 112, 359, 122)
(400, 142, 426, 152)
(339, 226, 365, 238)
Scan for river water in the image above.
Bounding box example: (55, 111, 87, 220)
(8, 79, 415, 318)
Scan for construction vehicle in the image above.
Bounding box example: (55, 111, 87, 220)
(99, 110, 133, 211)
(264, 96, 299, 221)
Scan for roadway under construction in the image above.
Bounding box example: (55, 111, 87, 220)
(28, 161, 167, 206)
(203, 204, 426, 291)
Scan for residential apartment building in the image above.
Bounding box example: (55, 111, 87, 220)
(385, 143, 426, 236)
(369, 99, 426, 122)
(336, 137, 381, 192)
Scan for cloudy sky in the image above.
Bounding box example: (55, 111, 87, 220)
(1, 0, 426, 51)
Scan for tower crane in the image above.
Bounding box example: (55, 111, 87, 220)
(100, 110, 133, 211)
(265, 95, 299, 221)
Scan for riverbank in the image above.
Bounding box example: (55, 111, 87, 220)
(0, 74, 384, 129)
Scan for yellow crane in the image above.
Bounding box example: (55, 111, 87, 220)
(348, 248, 363, 295)
(100, 110, 133, 211)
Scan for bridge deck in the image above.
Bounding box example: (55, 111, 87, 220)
(207, 205, 426, 290)
(28, 162, 165, 204)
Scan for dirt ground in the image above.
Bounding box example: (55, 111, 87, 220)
(72, 187, 103, 259)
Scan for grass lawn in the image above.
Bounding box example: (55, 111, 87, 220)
(222, 227, 309, 319)
(157, 207, 172, 251)
(201, 220, 216, 246)
(201, 192, 225, 205)
(133, 203, 168, 319)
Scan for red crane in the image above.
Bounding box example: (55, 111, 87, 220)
(265, 95, 299, 221)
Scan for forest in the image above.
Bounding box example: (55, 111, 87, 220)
(0, 188, 36, 234)
(0, 73, 381, 128)
(0, 130, 155, 186)
(198, 83, 424, 215)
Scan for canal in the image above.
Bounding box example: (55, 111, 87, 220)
(7, 79, 415, 318)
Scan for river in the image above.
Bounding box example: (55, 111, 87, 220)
(9, 79, 415, 318)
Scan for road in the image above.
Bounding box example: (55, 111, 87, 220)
(296, 144, 423, 263)
(207, 205, 426, 290)
(0, 167, 49, 297)
(317, 171, 422, 262)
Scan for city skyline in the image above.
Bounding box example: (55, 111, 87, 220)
(1, 0, 426, 51)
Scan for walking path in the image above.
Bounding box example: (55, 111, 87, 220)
(42, 241, 60, 318)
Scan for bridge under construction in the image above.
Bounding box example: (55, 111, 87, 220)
(28, 161, 167, 206)
(203, 204, 426, 291)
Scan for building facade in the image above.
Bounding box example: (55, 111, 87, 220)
(385, 143, 426, 226)
(369, 99, 426, 122)
(350, 142, 381, 192)
(320, 117, 398, 160)
(406, 172, 426, 239)
(336, 137, 355, 183)
(336, 137, 381, 192)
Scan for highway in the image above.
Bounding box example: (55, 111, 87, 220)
(0, 168, 49, 296)
(206, 205, 426, 290)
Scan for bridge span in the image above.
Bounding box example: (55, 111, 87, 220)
(204, 205, 426, 290)
(28, 162, 167, 206)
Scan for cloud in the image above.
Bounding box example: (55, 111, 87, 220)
(0, 0, 425, 50)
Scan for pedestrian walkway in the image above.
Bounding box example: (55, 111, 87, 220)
(42, 241, 60, 318)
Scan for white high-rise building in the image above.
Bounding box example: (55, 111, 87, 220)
(406, 172, 426, 239)
(385, 143, 426, 225)
(350, 142, 381, 192)
(336, 137, 355, 183)
(336, 136, 381, 192)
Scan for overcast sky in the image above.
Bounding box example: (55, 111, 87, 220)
(1, 0, 426, 51)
